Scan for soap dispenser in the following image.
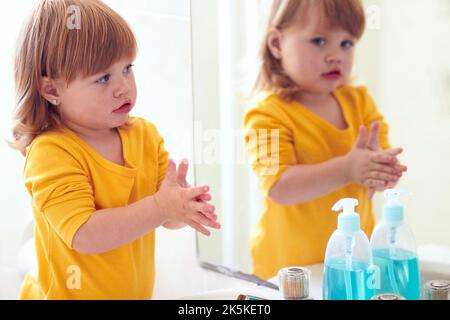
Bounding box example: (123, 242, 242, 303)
(370, 189, 420, 300)
(323, 198, 375, 300)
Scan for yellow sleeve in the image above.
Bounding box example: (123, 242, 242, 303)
(359, 86, 391, 150)
(24, 137, 96, 250)
(244, 106, 297, 196)
(156, 134, 169, 190)
(142, 119, 169, 190)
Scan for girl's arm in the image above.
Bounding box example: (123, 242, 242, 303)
(162, 221, 187, 229)
(72, 160, 219, 254)
(72, 196, 166, 254)
(269, 156, 349, 205)
(269, 126, 405, 206)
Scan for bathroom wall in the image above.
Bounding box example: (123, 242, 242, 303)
(349, 0, 450, 247)
(0, 0, 41, 300)
(379, 0, 450, 247)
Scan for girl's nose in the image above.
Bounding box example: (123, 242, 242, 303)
(113, 77, 132, 98)
(325, 50, 343, 64)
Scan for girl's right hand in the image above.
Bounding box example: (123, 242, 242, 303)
(154, 159, 220, 236)
(344, 126, 407, 188)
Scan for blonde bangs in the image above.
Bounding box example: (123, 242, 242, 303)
(299, 0, 366, 39)
(44, 0, 137, 82)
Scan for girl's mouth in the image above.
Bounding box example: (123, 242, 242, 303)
(113, 102, 132, 114)
(322, 70, 342, 81)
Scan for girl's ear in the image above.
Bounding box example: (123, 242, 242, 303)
(40, 77, 61, 106)
(267, 28, 283, 59)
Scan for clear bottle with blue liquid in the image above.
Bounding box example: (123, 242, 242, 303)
(323, 198, 376, 300)
(370, 189, 420, 300)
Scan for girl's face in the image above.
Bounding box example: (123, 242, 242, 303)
(268, 15, 357, 95)
(55, 58, 137, 130)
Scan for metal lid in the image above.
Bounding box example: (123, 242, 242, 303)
(371, 293, 406, 300)
(278, 266, 311, 300)
(424, 280, 450, 300)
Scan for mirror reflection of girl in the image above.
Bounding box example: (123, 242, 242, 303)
(244, 0, 407, 280)
(10, 0, 219, 299)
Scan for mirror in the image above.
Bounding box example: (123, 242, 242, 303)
(192, 0, 450, 277)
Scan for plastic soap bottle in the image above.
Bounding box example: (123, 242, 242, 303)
(323, 198, 375, 300)
(370, 189, 420, 300)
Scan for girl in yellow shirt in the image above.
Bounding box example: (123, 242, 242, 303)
(244, 0, 408, 279)
(10, 0, 220, 299)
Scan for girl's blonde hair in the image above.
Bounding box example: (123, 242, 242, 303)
(10, 0, 137, 155)
(254, 0, 366, 102)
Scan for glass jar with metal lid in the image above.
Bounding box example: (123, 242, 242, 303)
(278, 266, 311, 300)
(423, 280, 450, 300)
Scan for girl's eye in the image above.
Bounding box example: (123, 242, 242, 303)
(96, 74, 110, 84)
(341, 40, 354, 49)
(124, 64, 134, 73)
(311, 37, 326, 46)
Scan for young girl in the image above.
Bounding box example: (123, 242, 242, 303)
(10, 0, 220, 299)
(244, 0, 408, 279)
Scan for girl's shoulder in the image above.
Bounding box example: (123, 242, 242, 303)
(26, 127, 74, 157)
(247, 91, 288, 111)
(243, 92, 294, 128)
(23, 127, 81, 176)
(244, 91, 293, 122)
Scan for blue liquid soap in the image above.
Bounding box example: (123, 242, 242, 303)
(372, 248, 420, 300)
(323, 258, 376, 300)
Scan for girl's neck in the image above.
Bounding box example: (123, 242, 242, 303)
(62, 119, 116, 141)
(296, 91, 333, 109)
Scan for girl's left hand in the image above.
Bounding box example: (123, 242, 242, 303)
(162, 158, 218, 230)
(176, 159, 212, 202)
(365, 122, 406, 199)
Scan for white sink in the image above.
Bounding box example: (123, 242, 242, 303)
(177, 264, 323, 300)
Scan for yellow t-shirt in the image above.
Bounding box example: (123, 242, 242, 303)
(19, 117, 168, 299)
(243, 86, 391, 280)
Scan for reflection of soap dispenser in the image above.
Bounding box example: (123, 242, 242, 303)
(323, 198, 375, 300)
(370, 189, 420, 300)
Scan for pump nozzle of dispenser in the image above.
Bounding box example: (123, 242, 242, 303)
(332, 198, 360, 269)
(332, 198, 360, 235)
(381, 189, 411, 295)
(382, 189, 410, 244)
(332, 198, 358, 214)
(384, 189, 409, 205)
(332, 198, 361, 299)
